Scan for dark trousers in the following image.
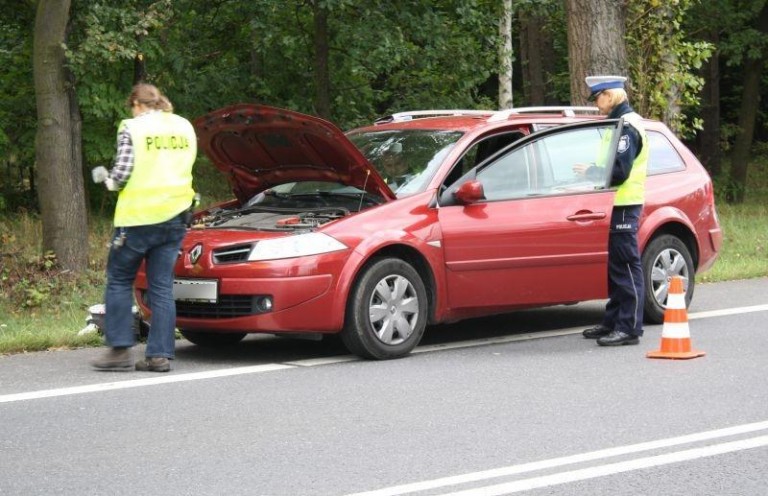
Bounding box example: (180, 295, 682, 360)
(601, 205, 644, 336)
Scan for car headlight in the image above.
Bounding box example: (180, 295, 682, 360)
(248, 232, 348, 261)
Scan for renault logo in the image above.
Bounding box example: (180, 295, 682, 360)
(189, 244, 203, 264)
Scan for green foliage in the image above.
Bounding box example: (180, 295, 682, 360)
(0, 249, 62, 309)
(0, 213, 110, 353)
(144, 0, 499, 130)
(711, 0, 768, 65)
(66, 0, 175, 166)
(1, 0, 766, 214)
(701, 203, 768, 282)
(0, 6, 37, 211)
(625, 0, 713, 138)
(687, 0, 768, 151)
(67, 1, 172, 65)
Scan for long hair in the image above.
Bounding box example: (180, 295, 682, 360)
(126, 83, 173, 112)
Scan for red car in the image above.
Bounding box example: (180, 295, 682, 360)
(134, 104, 722, 359)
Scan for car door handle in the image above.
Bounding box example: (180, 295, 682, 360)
(567, 212, 607, 222)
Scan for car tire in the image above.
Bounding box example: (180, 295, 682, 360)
(341, 258, 428, 360)
(642, 234, 694, 325)
(180, 330, 247, 347)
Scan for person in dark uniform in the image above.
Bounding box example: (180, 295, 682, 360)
(574, 76, 648, 346)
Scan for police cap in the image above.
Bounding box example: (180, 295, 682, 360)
(585, 75, 627, 101)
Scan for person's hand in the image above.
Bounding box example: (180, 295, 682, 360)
(91, 166, 109, 183)
(572, 163, 590, 176)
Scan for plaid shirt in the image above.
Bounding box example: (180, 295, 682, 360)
(110, 128, 134, 189)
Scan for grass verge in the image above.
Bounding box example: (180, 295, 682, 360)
(699, 203, 767, 282)
(1, 215, 110, 354)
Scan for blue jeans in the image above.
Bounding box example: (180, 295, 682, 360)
(104, 213, 186, 358)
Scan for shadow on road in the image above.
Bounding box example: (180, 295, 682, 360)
(174, 301, 606, 365)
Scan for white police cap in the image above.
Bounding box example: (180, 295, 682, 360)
(585, 75, 627, 99)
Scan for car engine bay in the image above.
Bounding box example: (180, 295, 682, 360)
(196, 207, 351, 231)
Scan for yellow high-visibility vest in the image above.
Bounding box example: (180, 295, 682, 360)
(113, 112, 197, 227)
(615, 112, 648, 206)
(596, 112, 648, 206)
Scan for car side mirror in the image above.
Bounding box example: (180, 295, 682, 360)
(454, 180, 485, 204)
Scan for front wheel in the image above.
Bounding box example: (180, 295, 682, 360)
(180, 330, 247, 347)
(341, 258, 428, 360)
(641, 234, 695, 324)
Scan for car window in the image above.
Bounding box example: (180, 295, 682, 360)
(648, 131, 686, 174)
(476, 125, 613, 201)
(444, 131, 526, 188)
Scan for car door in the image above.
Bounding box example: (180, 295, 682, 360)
(437, 119, 622, 311)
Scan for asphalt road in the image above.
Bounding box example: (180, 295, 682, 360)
(1, 278, 767, 496)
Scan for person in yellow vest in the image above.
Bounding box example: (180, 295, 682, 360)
(90, 83, 197, 372)
(574, 76, 649, 346)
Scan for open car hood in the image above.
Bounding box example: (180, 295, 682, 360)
(194, 104, 396, 203)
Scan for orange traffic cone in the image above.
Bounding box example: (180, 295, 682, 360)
(647, 276, 705, 360)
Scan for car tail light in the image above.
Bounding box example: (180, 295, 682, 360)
(704, 180, 719, 223)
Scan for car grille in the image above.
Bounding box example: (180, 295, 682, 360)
(212, 244, 252, 264)
(175, 295, 259, 318)
(141, 291, 268, 319)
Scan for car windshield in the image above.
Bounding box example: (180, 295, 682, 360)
(347, 129, 463, 197)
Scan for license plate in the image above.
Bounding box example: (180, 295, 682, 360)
(173, 279, 218, 303)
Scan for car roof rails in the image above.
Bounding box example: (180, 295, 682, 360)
(487, 106, 600, 122)
(375, 109, 494, 124)
(373, 107, 600, 125)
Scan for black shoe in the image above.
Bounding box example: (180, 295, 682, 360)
(597, 330, 639, 346)
(582, 325, 612, 339)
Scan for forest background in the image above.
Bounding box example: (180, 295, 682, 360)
(0, 0, 766, 352)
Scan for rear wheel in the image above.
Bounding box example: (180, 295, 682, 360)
(180, 330, 247, 347)
(641, 234, 694, 324)
(341, 258, 428, 360)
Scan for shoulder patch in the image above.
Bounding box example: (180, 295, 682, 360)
(618, 135, 630, 154)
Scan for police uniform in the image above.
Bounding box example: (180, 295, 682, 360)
(581, 76, 648, 346)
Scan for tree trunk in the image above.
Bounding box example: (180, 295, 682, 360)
(656, 4, 682, 127)
(134, 52, 146, 84)
(565, 0, 629, 105)
(520, 11, 557, 106)
(498, 0, 513, 109)
(33, 0, 88, 271)
(729, 56, 763, 204)
(67, 64, 85, 219)
(728, 3, 768, 204)
(696, 29, 721, 178)
(312, 1, 331, 119)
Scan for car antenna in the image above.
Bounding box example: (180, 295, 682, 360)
(357, 169, 370, 212)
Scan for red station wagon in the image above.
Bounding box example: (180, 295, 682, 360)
(134, 104, 722, 359)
